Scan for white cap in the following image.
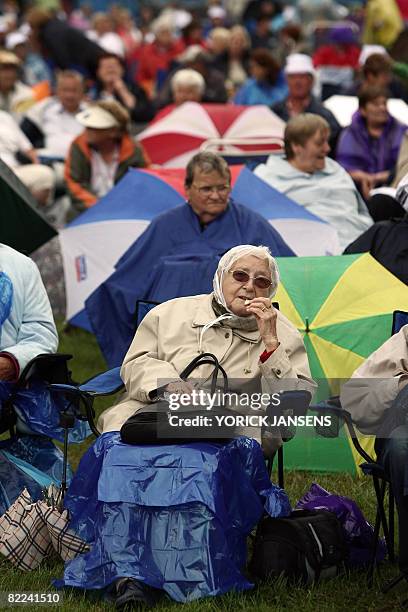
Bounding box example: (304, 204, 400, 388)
(359, 45, 388, 67)
(284, 53, 316, 77)
(5, 31, 28, 50)
(76, 106, 119, 129)
(208, 6, 227, 19)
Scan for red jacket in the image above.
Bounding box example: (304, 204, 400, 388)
(136, 40, 184, 90)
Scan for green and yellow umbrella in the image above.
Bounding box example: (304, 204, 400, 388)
(274, 253, 408, 475)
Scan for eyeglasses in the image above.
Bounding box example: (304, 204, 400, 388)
(229, 269, 272, 289)
(192, 184, 230, 196)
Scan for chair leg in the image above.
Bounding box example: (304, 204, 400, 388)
(368, 477, 390, 586)
(388, 486, 395, 562)
(61, 426, 69, 501)
(373, 477, 393, 555)
(368, 505, 382, 587)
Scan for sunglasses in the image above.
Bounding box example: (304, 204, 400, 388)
(230, 269, 272, 289)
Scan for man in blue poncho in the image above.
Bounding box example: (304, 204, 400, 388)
(85, 152, 295, 367)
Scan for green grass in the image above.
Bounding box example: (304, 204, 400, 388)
(0, 325, 406, 610)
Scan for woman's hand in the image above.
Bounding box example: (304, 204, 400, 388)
(165, 380, 195, 396)
(245, 299, 279, 351)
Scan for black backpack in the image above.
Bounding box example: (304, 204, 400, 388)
(249, 509, 348, 584)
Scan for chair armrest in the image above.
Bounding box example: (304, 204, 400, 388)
(311, 396, 374, 463)
(17, 353, 73, 388)
(265, 389, 312, 441)
(78, 367, 123, 395)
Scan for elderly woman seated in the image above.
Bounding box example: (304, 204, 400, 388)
(60, 245, 315, 606)
(336, 85, 407, 201)
(254, 113, 372, 250)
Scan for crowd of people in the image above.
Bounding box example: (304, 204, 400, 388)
(0, 1, 407, 268)
(1, 0, 408, 607)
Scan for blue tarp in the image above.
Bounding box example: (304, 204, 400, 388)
(85, 200, 294, 367)
(0, 436, 70, 514)
(61, 433, 290, 602)
(0, 381, 90, 443)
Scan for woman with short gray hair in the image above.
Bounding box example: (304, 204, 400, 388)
(170, 68, 205, 106)
(255, 113, 372, 249)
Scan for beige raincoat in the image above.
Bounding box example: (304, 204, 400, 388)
(340, 324, 408, 434)
(99, 293, 315, 436)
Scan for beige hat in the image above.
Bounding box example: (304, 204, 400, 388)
(76, 106, 120, 129)
(0, 50, 20, 66)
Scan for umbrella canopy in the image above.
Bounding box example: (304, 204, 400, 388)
(274, 253, 408, 474)
(138, 102, 285, 167)
(0, 159, 57, 254)
(60, 166, 338, 329)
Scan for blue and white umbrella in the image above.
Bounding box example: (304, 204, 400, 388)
(60, 166, 339, 329)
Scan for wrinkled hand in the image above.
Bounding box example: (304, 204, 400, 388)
(0, 356, 16, 381)
(165, 380, 195, 396)
(245, 299, 279, 351)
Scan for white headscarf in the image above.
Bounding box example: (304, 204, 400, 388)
(213, 244, 280, 309)
(199, 245, 280, 352)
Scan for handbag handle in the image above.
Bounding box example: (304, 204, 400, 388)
(179, 352, 228, 394)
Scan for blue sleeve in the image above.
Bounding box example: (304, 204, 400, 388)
(6, 260, 58, 371)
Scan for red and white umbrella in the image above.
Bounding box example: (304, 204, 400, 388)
(138, 102, 286, 167)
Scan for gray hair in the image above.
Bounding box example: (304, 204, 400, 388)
(213, 245, 280, 309)
(56, 69, 84, 88)
(171, 69, 205, 95)
(284, 113, 330, 160)
(185, 152, 231, 187)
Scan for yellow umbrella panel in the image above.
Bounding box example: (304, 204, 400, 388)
(274, 253, 408, 474)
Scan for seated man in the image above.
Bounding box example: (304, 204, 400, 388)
(254, 113, 372, 249)
(340, 324, 408, 577)
(0, 242, 58, 381)
(21, 70, 87, 161)
(85, 151, 294, 366)
(64, 100, 149, 215)
(271, 53, 341, 154)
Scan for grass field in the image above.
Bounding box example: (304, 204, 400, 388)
(0, 325, 406, 611)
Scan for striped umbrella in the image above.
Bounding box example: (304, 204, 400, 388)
(275, 253, 408, 474)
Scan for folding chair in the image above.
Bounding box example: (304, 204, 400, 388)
(47, 300, 162, 497)
(135, 300, 160, 328)
(312, 309, 408, 586)
(0, 352, 124, 500)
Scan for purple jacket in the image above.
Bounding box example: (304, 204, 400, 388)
(336, 111, 407, 175)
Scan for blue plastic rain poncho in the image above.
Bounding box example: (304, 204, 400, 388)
(60, 433, 290, 602)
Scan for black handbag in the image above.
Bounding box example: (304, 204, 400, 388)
(120, 353, 237, 445)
